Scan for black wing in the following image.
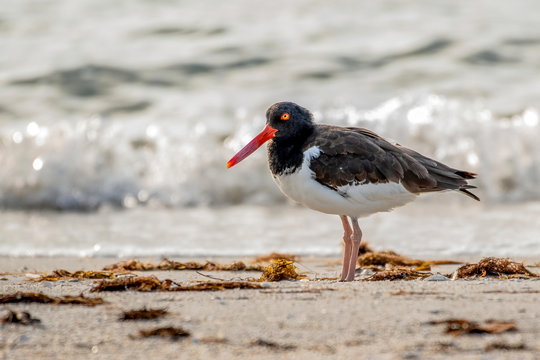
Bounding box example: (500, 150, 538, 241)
(305, 125, 479, 200)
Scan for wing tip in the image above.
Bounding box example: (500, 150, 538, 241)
(455, 170, 477, 180)
(459, 188, 480, 201)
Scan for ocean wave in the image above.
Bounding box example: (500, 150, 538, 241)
(0, 94, 538, 210)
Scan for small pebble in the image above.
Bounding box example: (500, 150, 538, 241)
(424, 274, 450, 281)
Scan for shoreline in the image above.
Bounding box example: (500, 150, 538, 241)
(1, 256, 539, 359)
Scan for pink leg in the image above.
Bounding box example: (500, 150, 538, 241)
(339, 215, 353, 281)
(345, 217, 363, 282)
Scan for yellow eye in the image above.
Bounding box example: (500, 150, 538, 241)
(280, 113, 290, 120)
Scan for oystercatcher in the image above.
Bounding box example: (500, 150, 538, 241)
(227, 102, 479, 281)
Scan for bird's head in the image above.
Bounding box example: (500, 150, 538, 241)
(227, 102, 314, 168)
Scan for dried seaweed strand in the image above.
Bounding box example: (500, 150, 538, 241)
(0, 292, 104, 306)
(358, 251, 459, 268)
(365, 267, 431, 281)
(35, 269, 115, 281)
(103, 258, 264, 272)
(133, 327, 190, 340)
(91, 276, 263, 292)
(429, 319, 517, 336)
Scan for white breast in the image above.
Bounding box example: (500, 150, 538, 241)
(272, 146, 417, 218)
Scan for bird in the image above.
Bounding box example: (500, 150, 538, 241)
(227, 102, 479, 281)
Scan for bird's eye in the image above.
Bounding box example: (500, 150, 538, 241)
(280, 113, 290, 120)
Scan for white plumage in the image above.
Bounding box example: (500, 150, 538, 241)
(272, 146, 417, 218)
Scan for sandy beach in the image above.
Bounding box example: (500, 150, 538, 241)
(1, 256, 539, 360)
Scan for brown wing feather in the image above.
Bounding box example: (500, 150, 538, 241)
(306, 125, 479, 200)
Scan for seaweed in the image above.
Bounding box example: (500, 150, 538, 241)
(91, 276, 163, 292)
(258, 259, 306, 282)
(365, 267, 431, 281)
(428, 319, 517, 336)
(133, 327, 190, 340)
(1, 309, 41, 325)
(358, 242, 373, 255)
(250, 338, 297, 351)
(35, 269, 114, 281)
(120, 308, 168, 321)
(91, 276, 263, 292)
(358, 250, 459, 268)
(170, 281, 263, 291)
(103, 258, 263, 272)
(157, 259, 263, 271)
(250, 252, 300, 263)
(0, 292, 104, 306)
(103, 259, 155, 271)
(452, 258, 539, 279)
(485, 341, 527, 351)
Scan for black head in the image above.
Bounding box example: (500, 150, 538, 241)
(226, 102, 314, 169)
(265, 102, 314, 139)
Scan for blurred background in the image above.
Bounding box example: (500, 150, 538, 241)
(1, 0, 539, 258)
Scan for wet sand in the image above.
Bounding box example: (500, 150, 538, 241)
(1, 256, 539, 360)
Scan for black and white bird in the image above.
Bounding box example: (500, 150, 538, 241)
(227, 102, 479, 281)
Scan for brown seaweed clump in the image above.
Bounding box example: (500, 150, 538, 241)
(91, 276, 164, 292)
(250, 252, 300, 263)
(358, 242, 374, 255)
(103, 258, 263, 272)
(1, 309, 41, 325)
(91, 276, 263, 292)
(258, 259, 306, 282)
(358, 250, 460, 268)
(0, 292, 104, 306)
(120, 308, 168, 321)
(132, 327, 190, 340)
(453, 258, 540, 279)
(103, 259, 155, 271)
(429, 319, 517, 336)
(358, 251, 424, 267)
(365, 267, 432, 281)
(35, 269, 114, 281)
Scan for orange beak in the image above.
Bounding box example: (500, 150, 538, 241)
(227, 124, 278, 168)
